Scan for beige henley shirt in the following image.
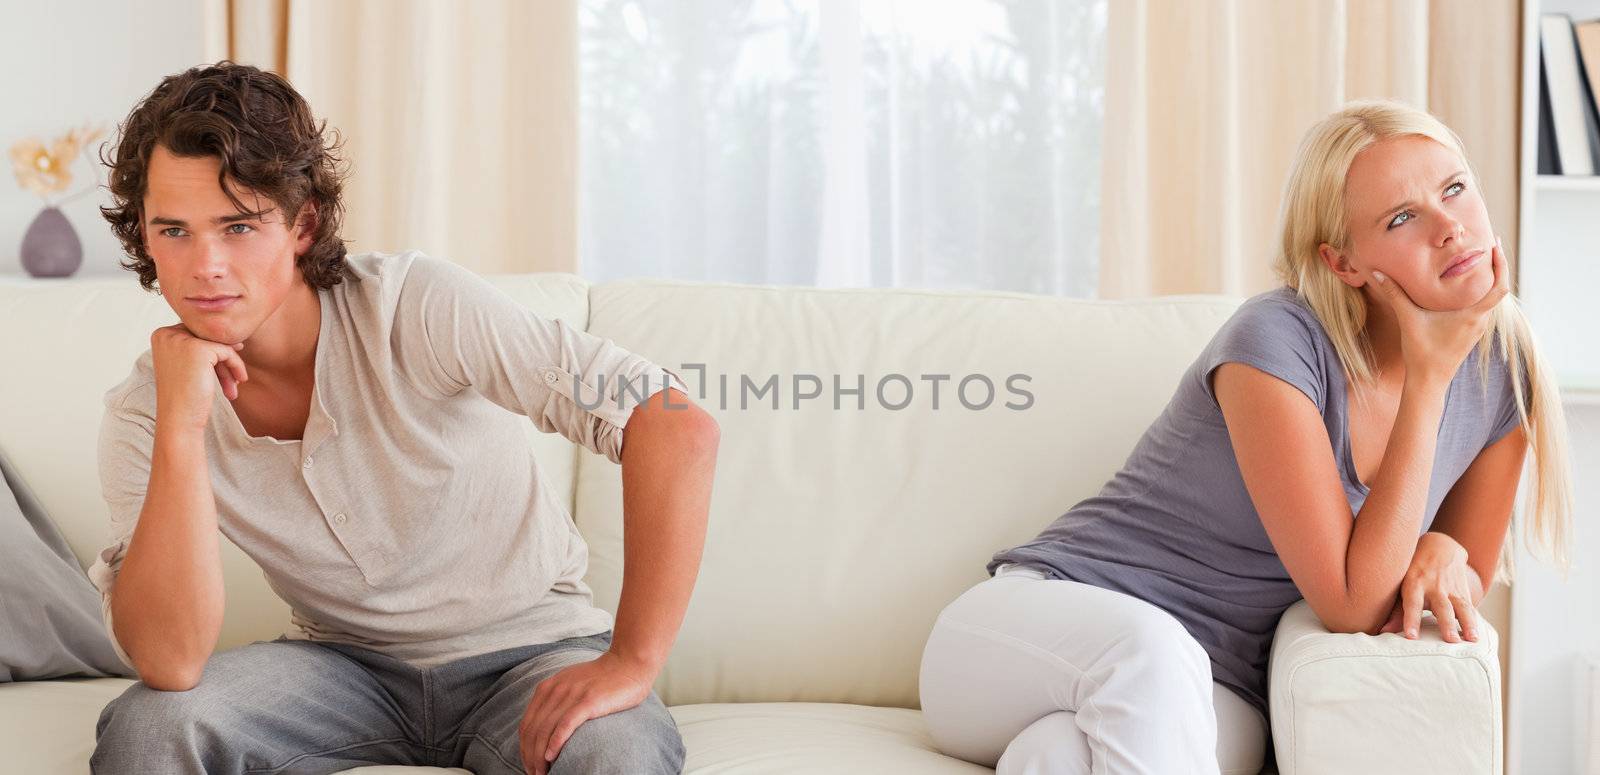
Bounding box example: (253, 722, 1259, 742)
(87, 250, 686, 670)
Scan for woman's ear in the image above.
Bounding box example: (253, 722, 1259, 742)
(1317, 243, 1364, 289)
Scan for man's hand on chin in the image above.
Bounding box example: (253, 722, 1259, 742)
(518, 650, 659, 775)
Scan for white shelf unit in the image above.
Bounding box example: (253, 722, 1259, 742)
(1517, 2, 1600, 396)
(1510, 6, 1600, 775)
(1535, 173, 1600, 192)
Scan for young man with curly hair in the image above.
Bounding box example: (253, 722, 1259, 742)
(87, 61, 717, 775)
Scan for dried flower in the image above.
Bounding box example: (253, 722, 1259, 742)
(8, 123, 107, 202)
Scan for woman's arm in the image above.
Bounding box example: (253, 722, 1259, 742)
(1366, 425, 1524, 642)
(1214, 361, 1451, 634)
(1428, 424, 1527, 604)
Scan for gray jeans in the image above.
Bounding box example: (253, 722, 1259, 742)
(90, 630, 684, 774)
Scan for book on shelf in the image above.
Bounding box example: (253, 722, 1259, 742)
(1538, 13, 1600, 176)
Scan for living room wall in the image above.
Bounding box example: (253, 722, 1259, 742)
(0, 0, 204, 277)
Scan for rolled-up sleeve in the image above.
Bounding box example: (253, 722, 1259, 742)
(87, 385, 157, 672)
(392, 255, 688, 464)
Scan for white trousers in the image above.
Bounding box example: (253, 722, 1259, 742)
(919, 563, 1267, 775)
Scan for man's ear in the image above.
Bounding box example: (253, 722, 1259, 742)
(293, 199, 318, 255)
(1317, 243, 1364, 289)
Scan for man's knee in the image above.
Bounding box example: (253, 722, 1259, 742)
(548, 694, 685, 775)
(99, 680, 212, 733)
(92, 682, 216, 772)
(93, 644, 312, 771)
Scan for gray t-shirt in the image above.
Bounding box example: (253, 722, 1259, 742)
(988, 286, 1525, 719)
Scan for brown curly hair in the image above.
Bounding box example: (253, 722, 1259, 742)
(100, 60, 351, 291)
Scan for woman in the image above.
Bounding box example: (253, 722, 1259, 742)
(919, 99, 1573, 775)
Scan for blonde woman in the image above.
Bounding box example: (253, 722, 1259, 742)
(919, 98, 1573, 775)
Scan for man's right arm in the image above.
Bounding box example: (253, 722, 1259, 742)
(108, 421, 226, 691)
(103, 327, 248, 691)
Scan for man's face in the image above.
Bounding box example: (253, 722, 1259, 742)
(142, 144, 312, 344)
(1336, 135, 1496, 313)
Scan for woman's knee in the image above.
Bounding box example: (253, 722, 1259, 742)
(996, 711, 1091, 775)
(919, 576, 1025, 695)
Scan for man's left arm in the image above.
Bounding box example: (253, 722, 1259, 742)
(520, 388, 719, 774)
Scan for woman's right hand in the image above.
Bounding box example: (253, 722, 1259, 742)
(1369, 237, 1511, 384)
(150, 324, 248, 433)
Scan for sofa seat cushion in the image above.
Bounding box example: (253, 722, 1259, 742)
(0, 677, 132, 772)
(670, 702, 988, 773)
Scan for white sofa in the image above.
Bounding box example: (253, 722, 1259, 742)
(0, 271, 1504, 774)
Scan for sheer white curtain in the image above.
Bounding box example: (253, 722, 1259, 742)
(1095, 0, 1522, 300)
(578, 0, 1108, 295)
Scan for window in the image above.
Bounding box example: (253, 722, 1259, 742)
(580, 0, 1107, 295)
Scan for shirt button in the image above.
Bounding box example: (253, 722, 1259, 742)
(333, 512, 347, 525)
(303, 456, 314, 469)
(544, 372, 558, 385)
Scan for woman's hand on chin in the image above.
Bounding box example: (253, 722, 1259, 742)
(1369, 236, 1510, 385)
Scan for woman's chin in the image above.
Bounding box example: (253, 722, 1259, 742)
(1426, 272, 1495, 311)
(1458, 267, 1497, 302)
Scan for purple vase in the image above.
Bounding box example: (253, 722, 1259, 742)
(20, 206, 83, 278)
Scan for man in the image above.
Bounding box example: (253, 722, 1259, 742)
(87, 61, 718, 775)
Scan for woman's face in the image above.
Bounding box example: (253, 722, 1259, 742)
(1320, 135, 1496, 312)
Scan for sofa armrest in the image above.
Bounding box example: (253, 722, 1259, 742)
(1268, 599, 1502, 775)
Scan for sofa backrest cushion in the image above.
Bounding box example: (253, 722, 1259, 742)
(576, 280, 1241, 707)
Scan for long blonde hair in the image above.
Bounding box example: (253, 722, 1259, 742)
(1272, 98, 1572, 583)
